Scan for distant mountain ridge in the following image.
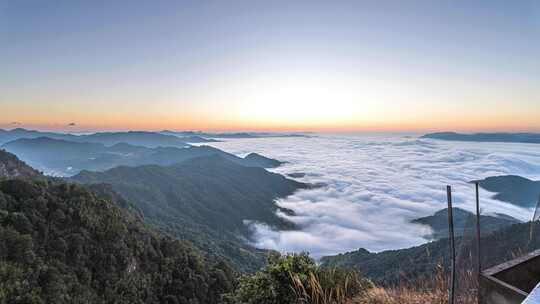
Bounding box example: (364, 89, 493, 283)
(2, 137, 285, 176)
(0, 128, 190, 147)
(76, 131, 190, 147)
(0, 128, 312, 150)
(422, 132, 540, 144)
(179, 135, 220, 143)
(160, 130, 311, 139)
(0, 128, 79, 144)
(243, 153, 285, 168)
(478, 175, 540, 208)
(411, 207, 520, 240)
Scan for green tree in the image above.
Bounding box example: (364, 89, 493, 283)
(0, 178, 235, 303)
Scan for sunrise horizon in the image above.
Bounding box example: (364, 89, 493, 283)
(2, 1, 539, 134)
(2, 121, 540, 134)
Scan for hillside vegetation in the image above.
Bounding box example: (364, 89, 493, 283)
(322, 219, 540, 285)
(72, 155, 310, 271)
(0, 178, 235, 303)
(227, 252, 374, 304)
(0, 149, 40, 179)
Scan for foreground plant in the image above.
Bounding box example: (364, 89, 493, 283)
(226, 252, 373, 304)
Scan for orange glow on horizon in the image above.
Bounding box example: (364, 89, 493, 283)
(2, 116, 540, 133)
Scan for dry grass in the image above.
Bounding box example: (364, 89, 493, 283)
(352, 265, 477, 304)
(353, 286, 447, 304)
(289, 268, 372, 304)
(353, 267, 447, 304)
(287, 263, 480, 304)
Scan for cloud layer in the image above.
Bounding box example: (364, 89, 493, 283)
(209, 134, 540, 257)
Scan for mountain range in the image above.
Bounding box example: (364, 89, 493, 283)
(0, 128, 309, 147)
(422, 132, 540, 144)
(1, 133, 305, 272)
(2, 137, 284, 176)
(71, 154, 310, 271)
(0, 149, 235, 303)
(160, 130, 311, 139)
(0, 128, 193, 147)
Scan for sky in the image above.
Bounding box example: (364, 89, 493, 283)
(1, 0, 539, 132)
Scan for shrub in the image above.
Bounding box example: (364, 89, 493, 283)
(227, 252, 373, 304)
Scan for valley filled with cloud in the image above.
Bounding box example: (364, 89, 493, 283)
(209, 134, 540, 257)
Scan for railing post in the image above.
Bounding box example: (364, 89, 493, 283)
(447, 185, 456, 304)
(475, 181, 482, 304)
(475, 182, 482, 272)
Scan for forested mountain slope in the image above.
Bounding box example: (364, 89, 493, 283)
(0, 178, 235, 304)
(72, 155, 310, 271)
(0, 149, 40, 179)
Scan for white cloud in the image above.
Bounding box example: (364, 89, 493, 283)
(209, 135, 540, 257)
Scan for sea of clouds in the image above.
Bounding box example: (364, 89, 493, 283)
(208, 134, 540, 257)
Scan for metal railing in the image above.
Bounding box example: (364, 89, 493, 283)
(445, 184, 540, 304)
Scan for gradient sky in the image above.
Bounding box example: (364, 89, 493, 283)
(1, 0, 539, 132)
